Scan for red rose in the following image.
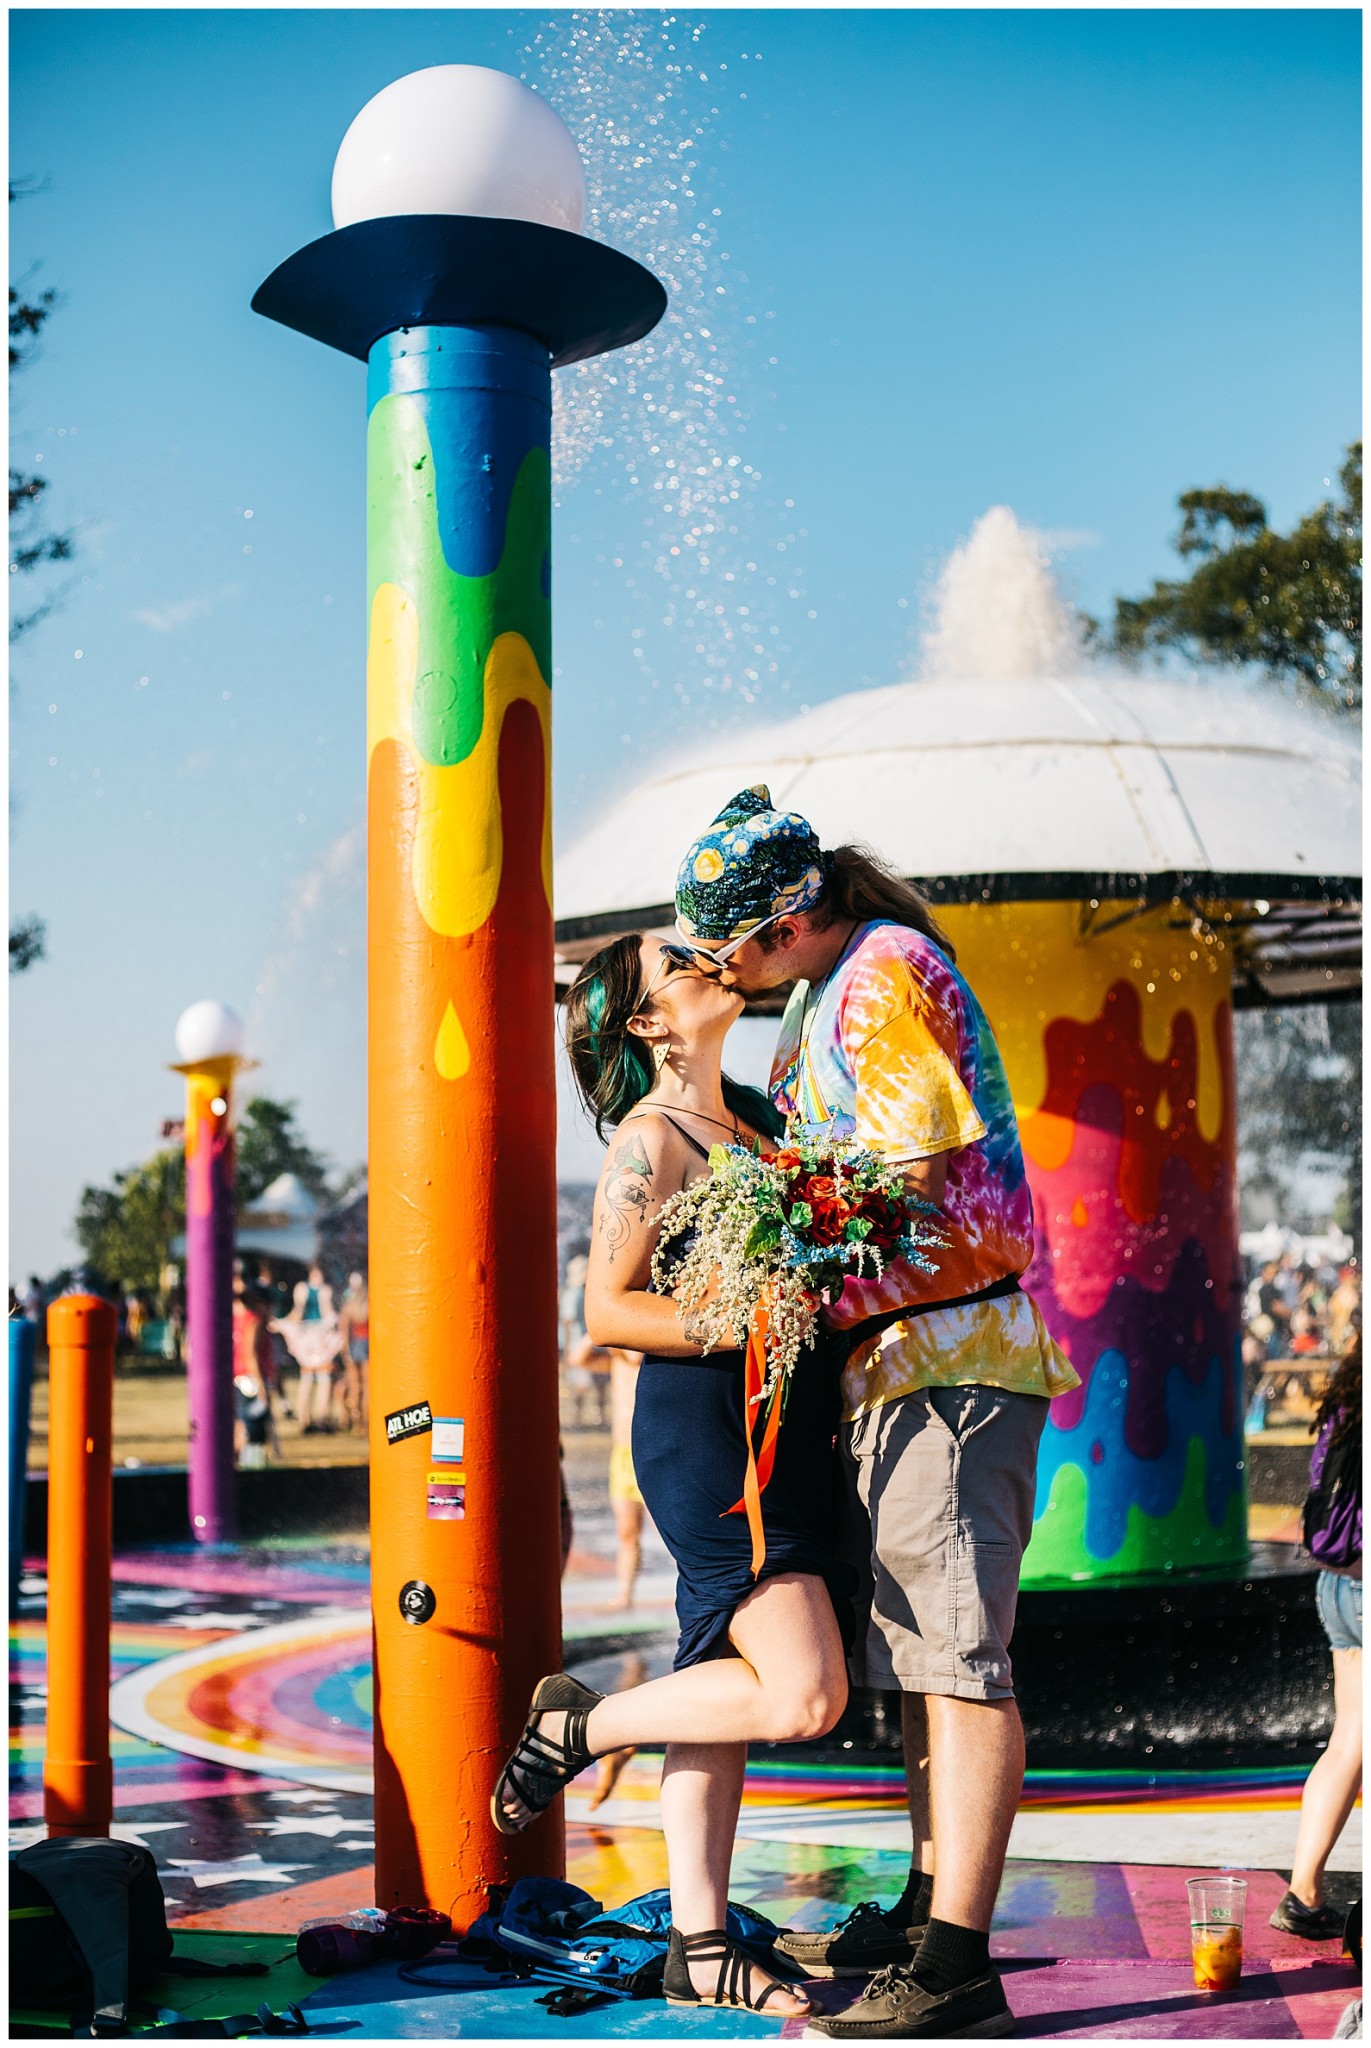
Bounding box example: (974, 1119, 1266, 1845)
(773, 1148, 803, 1177)
(855, 1191, 905, 1253)
(806, 1193, 852, 1247)
(802, 1174, 838, 1205)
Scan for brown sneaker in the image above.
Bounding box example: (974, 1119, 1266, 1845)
(774, 1900, 926, 1979)
(809, 1962, 1013, 2039)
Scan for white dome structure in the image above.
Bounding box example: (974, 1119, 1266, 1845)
(555, 672, 1361, 1005)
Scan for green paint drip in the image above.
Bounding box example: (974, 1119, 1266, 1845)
(368, 395, 551, 770)
(1022, 1438, 1248, 1586)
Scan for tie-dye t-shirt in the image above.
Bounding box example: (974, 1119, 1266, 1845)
(770, 921, 1079, 1420)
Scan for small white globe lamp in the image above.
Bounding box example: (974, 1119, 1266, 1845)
(331, 64, 586, 235)
(173, 1000, 245, 1067)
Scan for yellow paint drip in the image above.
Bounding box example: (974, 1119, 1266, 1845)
(939, 900, 1232, 1142)
(367, 582, 552, 936)
(434, 1000, 471, 1081)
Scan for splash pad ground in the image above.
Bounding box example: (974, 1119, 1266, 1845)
(11, 1501, 1359, 2040)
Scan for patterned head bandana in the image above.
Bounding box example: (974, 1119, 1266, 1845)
(675, 785, 828, 941)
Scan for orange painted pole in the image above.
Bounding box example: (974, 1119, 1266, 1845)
(43, 1294, 116, 1838)
(366, 327, 564, 1923)
(250, 75, 665, 1921)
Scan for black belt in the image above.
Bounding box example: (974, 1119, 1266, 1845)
(843, 1272, 1023, 1354)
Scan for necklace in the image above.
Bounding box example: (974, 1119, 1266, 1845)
(626, 1103, 742, 1142)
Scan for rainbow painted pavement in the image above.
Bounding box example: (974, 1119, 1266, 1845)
(11, 1540, 1359, 2037)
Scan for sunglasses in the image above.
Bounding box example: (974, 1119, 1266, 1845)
(671, 907, 791, 966)
(632, 942, 723, 1016)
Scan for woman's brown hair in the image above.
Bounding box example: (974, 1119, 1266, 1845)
(1315, 1334, 1361, 1456)
(564, 934, 785, 1144)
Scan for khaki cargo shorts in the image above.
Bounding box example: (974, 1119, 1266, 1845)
(842, 1384, 1049, 1700)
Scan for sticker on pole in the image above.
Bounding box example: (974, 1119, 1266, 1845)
(426, 1469, 465, 1521)
(431, 1417, 465, 1463)
(385, 1400, 433, 1446)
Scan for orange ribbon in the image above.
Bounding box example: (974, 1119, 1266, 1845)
(724, 1295, 785, 1578)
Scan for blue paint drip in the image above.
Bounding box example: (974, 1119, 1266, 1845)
(1035, 1343, 1244, 1558)
(368, 325, 550, 582)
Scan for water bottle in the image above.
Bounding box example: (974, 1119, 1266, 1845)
(296, 1912, 386, 1976)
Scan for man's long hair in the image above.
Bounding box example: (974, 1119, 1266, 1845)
(762, 844, 955, 962)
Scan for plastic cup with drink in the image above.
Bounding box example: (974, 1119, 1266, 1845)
(1187, 1876, 1248, 1991)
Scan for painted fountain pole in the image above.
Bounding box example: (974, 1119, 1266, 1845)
(253, 65, 665, 1921)
(939, 900, 1245, 1583)
(171, 999, 251, 1547)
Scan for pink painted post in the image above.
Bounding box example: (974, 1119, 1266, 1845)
(172, 1002, 250, 1546)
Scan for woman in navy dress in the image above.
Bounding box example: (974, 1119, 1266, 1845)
(492, 933, 853, 2016)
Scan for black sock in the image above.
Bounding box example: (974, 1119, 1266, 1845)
(911, 1918, 991, 1994)
(890, 1869, 934, 1927)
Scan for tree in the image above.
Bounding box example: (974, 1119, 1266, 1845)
(72, 1098, 332, 1296)
(75, 1150, 185, 1298)
(1104, 442, 1361, 708)
(9, 186, 74, 641)
(236, 1097, 333, 1205)
(1234, 1002, 1362, 1242)
(10, 180, 76, 976)
(8, 914, 46, 972)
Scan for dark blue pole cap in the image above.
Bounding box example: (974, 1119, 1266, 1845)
(253, 214, 667, 367)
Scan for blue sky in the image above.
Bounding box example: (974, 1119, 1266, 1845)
(9, 7, 1361, 1278)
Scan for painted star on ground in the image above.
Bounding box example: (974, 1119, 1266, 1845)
(249, 1815, 375, 1840)
(165, 1854, 310, 1888)
(10, 1820, 189, 1853)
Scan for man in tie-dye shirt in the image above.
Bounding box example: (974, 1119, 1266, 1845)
(674, 787, 1077, 2042)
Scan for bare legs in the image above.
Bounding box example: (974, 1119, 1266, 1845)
(297, 1367, 332, 1431)
(901, 1691, 933, 1881)
(900, 1689, 1025, 1932)
(582, 1572, 848, 1752)
(613, 1497, 644, 1610)
(590, 1651, 646, 1813)
(660, 1740, 748, 1946)
(1290, 1645, 1362, 1909)
(500, 1571, 847, 2012)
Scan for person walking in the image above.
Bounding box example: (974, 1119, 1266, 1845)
(607, 1343, 647, 1610)
(492, 932, 856, 2019)
(339, 1272, 370, 1433)
(273, 1265, 343, 1432)
(232, 1285, 274, 1469)
(670, 787, 1079, 2041)
(1271, 1338, 1361, 1940)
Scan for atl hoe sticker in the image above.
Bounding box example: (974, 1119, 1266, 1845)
(385, 1400, 433, 1446)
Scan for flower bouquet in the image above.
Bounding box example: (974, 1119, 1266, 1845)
(651, 1133, 948, 1572)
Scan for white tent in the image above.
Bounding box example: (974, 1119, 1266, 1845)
(235, 1172, 321, 1265)
(555, 673, 1360, 1004)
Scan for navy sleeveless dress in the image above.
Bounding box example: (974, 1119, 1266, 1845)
(631, 1119, 856, 1670)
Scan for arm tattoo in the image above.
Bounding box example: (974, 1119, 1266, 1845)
(600, 1132, 654, 1263)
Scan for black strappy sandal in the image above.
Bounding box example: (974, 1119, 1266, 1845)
(490, 1673, 604, 1835)
(663, 1926, 811, 2013)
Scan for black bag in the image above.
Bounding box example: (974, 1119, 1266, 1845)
(10, 1837, 267, 2036)
(11, 1838, 173, 2030)
(1302, 1423, 1362, 1569)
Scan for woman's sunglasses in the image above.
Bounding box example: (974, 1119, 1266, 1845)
(633, 909, 792, 1015)
(632, 942, 724, 1015)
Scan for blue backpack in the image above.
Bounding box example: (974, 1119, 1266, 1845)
(467, 1878, 780, 2001)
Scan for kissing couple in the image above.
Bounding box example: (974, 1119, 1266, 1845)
(493, 786, 1078, 2040)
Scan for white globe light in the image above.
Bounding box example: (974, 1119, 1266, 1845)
(174, 999, 245, 1065)
(331, 65, 586, 235)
